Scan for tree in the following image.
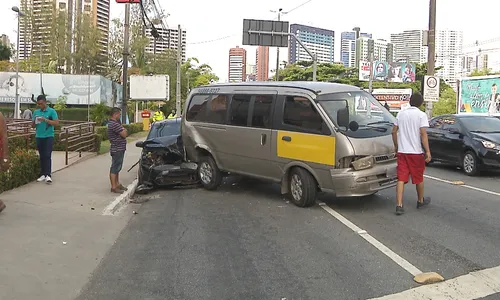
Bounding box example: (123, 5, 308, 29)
(72, 12, 103, 74)
(106, 18, 124, 81)
(432, 86, 457, 116)
(0, 42, 12, 61)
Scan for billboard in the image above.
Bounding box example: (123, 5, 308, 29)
(458, 75, 500, 115)
(371, 88, 413, 112)
(0, 72, 122, 106)
(359, 61, 416, 83)
(130, 75, 170, 101)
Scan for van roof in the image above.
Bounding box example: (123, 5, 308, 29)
(196, 81, 362, 95)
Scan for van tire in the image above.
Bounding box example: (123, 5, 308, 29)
(288, 167, 317, 207)
(198, 155, 222, 190)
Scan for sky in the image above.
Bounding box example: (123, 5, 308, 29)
(2, 0, 500, 82)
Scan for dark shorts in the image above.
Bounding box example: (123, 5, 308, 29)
(397, 153, 426, 184)
(110, 151, 125, 174)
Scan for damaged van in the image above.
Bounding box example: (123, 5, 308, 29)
(181, 82, 398, 207)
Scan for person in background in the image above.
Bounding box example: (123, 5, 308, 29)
(0, 111, 9, 213)
(22, 108, 32, 120)
(32, 95, 59, 184)
(108, 107, 128, 194)
(152, 108, 165, 122)
(392, 93, 431, 215)
(167, 110, 176, 119)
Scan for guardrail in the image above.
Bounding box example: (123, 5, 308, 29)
(6, 118, 98, 166)
(59, 122, 97, 165)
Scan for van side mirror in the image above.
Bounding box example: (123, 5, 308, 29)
(337, 107, 349, 128)
(135, 141, 144, 148)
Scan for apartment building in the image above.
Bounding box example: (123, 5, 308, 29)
(289, 24, 335, 64)
(340, 31, 372, 68)
(228, 46, 246, 82)
(256, 46, 269, 81)
(356, 37, 394, 63)
(145, 26, 187, 62)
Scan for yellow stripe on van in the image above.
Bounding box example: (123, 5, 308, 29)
(277, 131, 335, 166)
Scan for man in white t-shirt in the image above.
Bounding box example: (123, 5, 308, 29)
(392, 93, 432, 215)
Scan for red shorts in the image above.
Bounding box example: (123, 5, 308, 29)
(397, 153, 425, 184)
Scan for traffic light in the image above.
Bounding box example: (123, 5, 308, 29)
(115, 0, 140, 3)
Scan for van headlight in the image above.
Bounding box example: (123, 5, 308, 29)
(351, 156, 375, 171)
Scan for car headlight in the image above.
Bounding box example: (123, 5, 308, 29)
(351, 156, 375, 171)
(480, 140, 497, 149)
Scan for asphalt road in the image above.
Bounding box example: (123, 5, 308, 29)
(77, 165, 500, 300)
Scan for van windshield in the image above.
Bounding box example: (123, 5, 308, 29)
(317, 91, 396, 138)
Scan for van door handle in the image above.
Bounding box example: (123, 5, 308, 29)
(261, 133, 267, 145)
(282, 136, 292, 142)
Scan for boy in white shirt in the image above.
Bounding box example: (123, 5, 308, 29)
(392, 93, 432, 215)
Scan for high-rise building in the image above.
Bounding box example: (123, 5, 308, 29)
(19, 0, 110, 71)
(228, 46, 246, 82)
(289, 24, 335, 64)
(246, 64, 256, 81)
(461, 54, 489, 76)
(256, 46, 269, 81)
(390, 30, 428, 63)
(356, 37, 394, 63)
(340, 31, 371, 68)
(461, 56, 475, 75)
(145, 26, 187, 61)
(435, 30, 463, 90)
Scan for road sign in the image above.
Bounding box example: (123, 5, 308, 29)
(424, 75, 440, 102)
(242, 19, 289, 47)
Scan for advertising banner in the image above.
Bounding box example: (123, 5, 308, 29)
(458, 75, 500, 115)
(371, 88, 413, 112)
(359, 61, 416, 83)
(0, 72, 122, 106)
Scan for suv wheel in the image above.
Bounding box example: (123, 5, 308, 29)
(198, 155, 222, 190)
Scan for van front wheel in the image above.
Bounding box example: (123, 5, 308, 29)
(198, 156, 222, 190)
(288, 168, 317, 207)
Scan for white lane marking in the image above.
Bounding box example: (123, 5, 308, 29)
(318, 203, 422, 276)
(368, 265, 500, 299)
(424, 175, 500, 197)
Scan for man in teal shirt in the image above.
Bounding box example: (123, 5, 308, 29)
(32, 94, 59, 183)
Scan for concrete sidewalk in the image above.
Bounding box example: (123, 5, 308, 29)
(0, 140, 142, 300)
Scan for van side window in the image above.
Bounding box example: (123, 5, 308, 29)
(206, 95, 228, 124)
(229, 95, 251, 126)
(251, 95, 273, 128)
(186, 95, 210, 121)
(283, 96, 326, 133)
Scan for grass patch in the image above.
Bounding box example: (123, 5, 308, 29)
(99, 131, 149, 155)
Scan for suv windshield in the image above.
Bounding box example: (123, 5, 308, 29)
(460, 116, 500, 133)
(318, 91, 396, 138)
(147, 120, 181, 139)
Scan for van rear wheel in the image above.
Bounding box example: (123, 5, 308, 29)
(198, 155, 222, 190)
(288, 167, 317, 207)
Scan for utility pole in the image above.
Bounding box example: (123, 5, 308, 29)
(175, 24, 182, 117)
(426, 0, 437, 118)
(275, 8, 282, 81)
(368, 39, 375, 93)
(121, 2, 130, 124)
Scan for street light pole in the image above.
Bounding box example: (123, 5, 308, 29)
(12, 6, 24, 119)
(39, 41, 44, 95)
(275, 8, 282, 81)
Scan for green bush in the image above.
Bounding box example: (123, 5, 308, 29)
(95, 123, 143, 142)
(0, 149, 40, 193)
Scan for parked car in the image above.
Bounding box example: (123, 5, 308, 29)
(134, 118, 198, 193)
(427, 114, 500, 176)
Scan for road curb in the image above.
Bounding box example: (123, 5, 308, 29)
(102, 179, 138, 216)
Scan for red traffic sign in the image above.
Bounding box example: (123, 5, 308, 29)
(116, 0, 140, 3)
(141, 111, 151, 118)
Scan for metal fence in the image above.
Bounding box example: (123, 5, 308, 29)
(6, 118, 98, 166)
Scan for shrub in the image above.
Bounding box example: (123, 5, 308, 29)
(95, 123, 143, 142)
(0, 149, 40, 193)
